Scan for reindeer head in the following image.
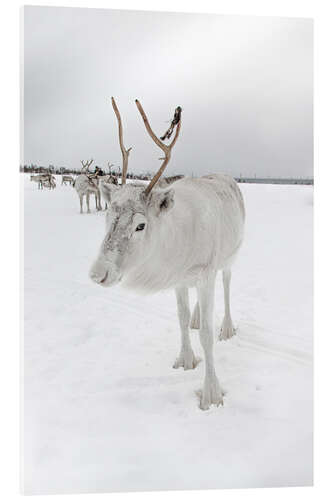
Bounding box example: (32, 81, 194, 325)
(89, 99, 181, 288)
(80, 159, 94, 174)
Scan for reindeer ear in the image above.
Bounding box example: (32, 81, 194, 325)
(148, 188, 175, 216)
(100, 182, 117, 203)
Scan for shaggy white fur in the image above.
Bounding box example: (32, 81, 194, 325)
(90, 173, 245, 409)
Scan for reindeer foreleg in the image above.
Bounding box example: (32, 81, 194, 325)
(173, 287, 199, 370)
(96, 190, 102, 211)
(197, 274, 224, 410)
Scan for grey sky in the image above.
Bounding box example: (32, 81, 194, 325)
(23, 7, 313, 177)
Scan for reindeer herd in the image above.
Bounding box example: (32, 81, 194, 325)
(30, 172, 75, 188)
(28, 97, 246, 411)
(30, 157, 120, 214)
(71, 159, 119, 213)
(30, 173, 57, 190)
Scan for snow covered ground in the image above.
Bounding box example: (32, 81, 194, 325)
(22, 174, 313, 494)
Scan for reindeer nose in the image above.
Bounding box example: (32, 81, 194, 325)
(90, 270, 108, 284)
(89, 261, 108, 284)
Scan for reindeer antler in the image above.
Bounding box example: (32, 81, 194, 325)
(81, 159, 94, 172)
(160, 106, 182, 141)
(111, 97, 132, 185)
(135, 100, 182, 195)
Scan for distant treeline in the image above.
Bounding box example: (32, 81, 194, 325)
(20, 165, 313, 185)
(235, 177, 314, 185)
(20, 164, 153, 181)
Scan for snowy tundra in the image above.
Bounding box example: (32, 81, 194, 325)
(90, 174, 245, 410)
(23, 174, 313, 494)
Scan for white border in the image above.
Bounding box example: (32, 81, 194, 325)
(1, 1, 332, 499)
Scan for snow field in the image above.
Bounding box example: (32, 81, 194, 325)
(23, 174, 313, 494)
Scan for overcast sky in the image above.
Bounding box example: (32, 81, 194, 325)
(23, 7, 313, 177)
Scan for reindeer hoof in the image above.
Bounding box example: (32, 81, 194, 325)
(196, 377, 224, 410)
(173, 350, 200, 370)
(196, 389, 224, 410)
(219, 320, 236, 341)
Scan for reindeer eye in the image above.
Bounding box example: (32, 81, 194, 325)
(135, 223, 145, 232)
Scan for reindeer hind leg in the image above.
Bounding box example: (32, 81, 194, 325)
(219, 269, 236, 341)
(190, 301, 200, 329)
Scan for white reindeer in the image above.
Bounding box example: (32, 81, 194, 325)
(90, 99, 245, 410)
(41, 174, 56, 189)
(99, 164, 119, 210)
(100, 162, 119, 186)
(30, 173, 50, 189)
(61, 174, 74, 186)
(73, 159, 102, 213)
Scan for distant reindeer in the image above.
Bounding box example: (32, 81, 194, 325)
(105, 162, 119, 184)
(99, 162, 119, 187)
(30, 173, 55, 189)
(73, 159, 102, 213)
(30, 173, 50, 189)
(98, 162, 119, 210)
(41, 175, 56, 189)
(61, 174, 74, 186)
(90, 99, 245, 410)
